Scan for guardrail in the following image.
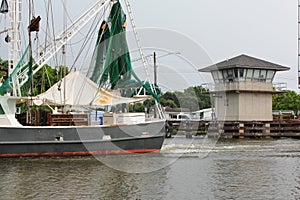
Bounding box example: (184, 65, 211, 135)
(201, 82, 287, 92)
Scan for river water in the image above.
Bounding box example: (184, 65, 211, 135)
(0, 138, 299, 200)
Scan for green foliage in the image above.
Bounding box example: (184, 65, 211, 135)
(160, 98, 178, 108)
(0, 58, 8, 81)
(143, 98, 155, 109)
(128, 86, 212, 113)
(0, 57, 69, 96)
(0, 56, 212, 113)
(160, 92, 179, 106)
(32, 65, 69, 96)
(159, 86, 211, 111)
(128, 102, 145, 113)
(273, 90, 300, 115)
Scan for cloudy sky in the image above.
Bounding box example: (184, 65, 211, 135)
(0, 0, 297, 91)
(129, 0, 297, 91)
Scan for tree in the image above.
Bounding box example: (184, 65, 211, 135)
(160, 92, 179, 106)
(0, 57, 69, 96)
(158, 86, 211, 111)
(128, 102, 145, 112)
(32, 65, 69, 96)
(0, 58, 213, 112)
(273, 90, 300, 115)
(165, 99, 178, 108)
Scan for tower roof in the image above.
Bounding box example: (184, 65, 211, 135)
(199, 54, 290, 72)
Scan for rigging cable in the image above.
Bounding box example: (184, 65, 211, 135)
(49, 0, 60, 75)
(74, 3, 110, 105)
(70, 3, 108, 72)
(123, 0, 150, 81)
(70, 14, 100, 72)
(123, 0, 164, 119)
(62, 0, 67, 107)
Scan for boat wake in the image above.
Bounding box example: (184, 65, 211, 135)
(160, 138, 300, 156)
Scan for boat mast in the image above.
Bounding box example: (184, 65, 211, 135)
(62, 0, 67, 108)
(8, 0, 22, 96)
(28, 0, 33, 96)
(1, 0, 110, 98)
(19, 0, 110, 87)
(298, 0, 300, 89)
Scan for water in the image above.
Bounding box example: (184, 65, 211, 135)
(0, 138, 299, 200)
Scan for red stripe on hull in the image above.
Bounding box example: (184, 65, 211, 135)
(0, 149, 161, 158)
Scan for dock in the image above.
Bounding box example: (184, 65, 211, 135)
(166, 119, 300, 138)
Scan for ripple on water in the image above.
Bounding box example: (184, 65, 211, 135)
(0, 139, 298, 199)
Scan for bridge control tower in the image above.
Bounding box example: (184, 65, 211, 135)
(199, 54, 289, 121)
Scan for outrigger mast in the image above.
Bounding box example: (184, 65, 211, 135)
(5, 0, 111, 96)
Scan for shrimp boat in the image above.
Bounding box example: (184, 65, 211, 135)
(0, 0, 166, 157)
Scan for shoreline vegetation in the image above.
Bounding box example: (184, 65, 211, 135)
(0, 58, 298, 115)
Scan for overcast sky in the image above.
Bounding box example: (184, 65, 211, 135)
(0, 0, 297, 91)
(129, 0, 297, 91)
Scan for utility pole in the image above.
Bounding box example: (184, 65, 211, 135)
(153, 52, 157, 118)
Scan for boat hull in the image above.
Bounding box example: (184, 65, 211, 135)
(0, 120, 165, 158)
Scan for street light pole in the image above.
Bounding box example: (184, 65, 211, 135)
(154, 51, 157, 86)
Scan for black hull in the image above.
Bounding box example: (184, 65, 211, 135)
(0, 120, 165, 158)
